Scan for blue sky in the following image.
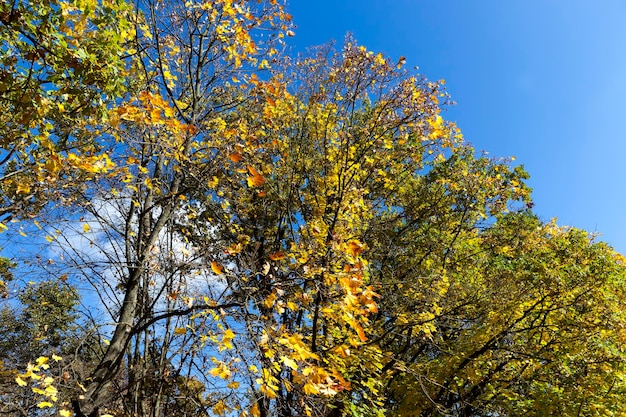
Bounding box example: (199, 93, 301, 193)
(286, 1, 626, 253)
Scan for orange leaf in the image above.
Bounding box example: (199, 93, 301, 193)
(355, 324, 367, 342)
(346, 240, 365, 257)
(247, 166, 265, 187)
(228, 152, 242, 162)
(211, 261, 224, 275)
(346, 316, 368, 342)
(269, 251, 287, 261)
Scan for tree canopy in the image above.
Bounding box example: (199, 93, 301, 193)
(1, 1, 625, 417)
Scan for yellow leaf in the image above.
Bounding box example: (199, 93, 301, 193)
(37, 402, 54, 408)
(52, 354, 62, 362)
(213, 399, 227, 416)
(211, 261, 224, 275)
(60, 410, 71, 417)
(346, 240, 365, 257)
(36, 357, 49, 367)
(163, 69, 177, 81)
(174, 327, 187, 335)
(45, 156, 61, 174)
(174, 99, 188, 110)
(83, 223, 91, 233)
(303, 382, 320, 395)
(281, 356, 298, 370)
(334, 344, 351, 358)
(227, 380, 240, 389)
(16, 182, 31, 194)
(263, 292, 277, 309)
(15, 376, 27, 386)
(222, 328, 235, 342)
(207, 176, 219, 188)
(210, 362, 231, 379)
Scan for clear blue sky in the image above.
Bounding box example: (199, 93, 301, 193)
(286, 0, 626, 253)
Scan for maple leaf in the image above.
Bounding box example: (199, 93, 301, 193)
(228, 152, 242, 162)
(247, 166, 265, 187)
(346, 240, 365, 257)
(16, 183, 31, 194)
(211, 261, 224, 275)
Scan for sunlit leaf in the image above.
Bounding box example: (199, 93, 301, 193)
(211, 261, 224, 275)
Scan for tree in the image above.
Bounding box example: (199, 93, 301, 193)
(26, 0, 298, 415)
(180, 40, 533, 417)
(6, 1, 626, 417)
(376, 211, 626, 416)
(0, 280, 88, 416)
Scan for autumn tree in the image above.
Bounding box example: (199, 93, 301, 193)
(14, 0, 299, 415)
(0, 280, 92, 416)
(5, 1, 626, 417)
(373, 210, 626, 416)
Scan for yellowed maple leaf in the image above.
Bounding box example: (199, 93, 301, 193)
(246, 166, 265, 187)
(16, 182, 31, 194)
(211, 261, 224, 275)
(346, 240, 365, 257)
(213, 400, 227, 416)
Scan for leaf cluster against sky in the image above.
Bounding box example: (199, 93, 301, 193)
(288, 0, 626, 253)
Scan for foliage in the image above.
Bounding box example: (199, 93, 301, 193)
(377, 212, 626, 416)
(0, 280, 83, 416)
(2, 1, 625, 417)
(0, 0, 132, 219)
